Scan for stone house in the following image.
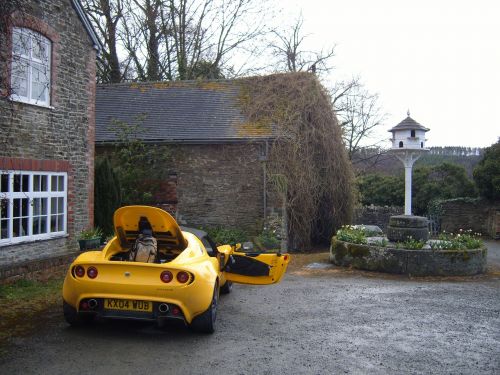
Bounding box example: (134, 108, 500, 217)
(95, 80, 278, 234)
(0, 0, 102, 278)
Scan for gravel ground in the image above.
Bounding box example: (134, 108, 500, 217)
(1, 242, 499, 375)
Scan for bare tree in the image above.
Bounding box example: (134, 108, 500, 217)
(269, 15, 386, 161)
(83, 0, 269, 81)
(82, 0, 124, 83)
(270, 14, 335, 75)
(331, 78, 387, 160)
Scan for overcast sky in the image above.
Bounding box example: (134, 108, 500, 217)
(278, 0, 500, 148)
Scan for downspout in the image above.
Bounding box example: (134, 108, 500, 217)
(262, 141, 269, 225)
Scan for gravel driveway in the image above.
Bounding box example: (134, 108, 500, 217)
(1, 244, 499, 375)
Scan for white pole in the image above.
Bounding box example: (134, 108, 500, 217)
(395, 151, 422, 216)
(405, 164, 412, 215)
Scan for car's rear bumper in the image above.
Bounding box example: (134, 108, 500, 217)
(66, 297, 187, 323)
(62, 267, 216, 323)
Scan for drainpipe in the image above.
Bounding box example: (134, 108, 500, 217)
(261, 141, 269, 225)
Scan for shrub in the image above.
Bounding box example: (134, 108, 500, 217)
(94, 157, 121, 236)
(336, 225, 367, 244)
(473, 140, 500, 200)
(255, 228, 280, 250)
(205, 227, 248, 246)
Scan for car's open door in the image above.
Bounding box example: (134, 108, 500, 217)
(221, 248, 290, 285)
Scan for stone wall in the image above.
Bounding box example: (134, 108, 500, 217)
(97, 142, 274, 234)
(440, 199, 500, 238)
(170, 143, 267, 233)
(0, 0, 96, 270)
(353, 206, 403, 231)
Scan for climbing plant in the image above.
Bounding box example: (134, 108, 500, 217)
(239, 72, 355, 249)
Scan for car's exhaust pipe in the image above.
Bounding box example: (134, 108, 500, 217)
(158, 303, 169, 313)
(88, 299, 98, 309)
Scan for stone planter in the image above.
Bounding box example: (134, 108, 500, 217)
(78, 237, 101, 251)
(387, 215, 429, 242)
(330, 237, 487, 276)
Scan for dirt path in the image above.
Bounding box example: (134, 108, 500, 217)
(1, 252, 499, 375)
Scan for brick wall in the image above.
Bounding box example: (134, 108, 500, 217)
(0, 0, 96, 268)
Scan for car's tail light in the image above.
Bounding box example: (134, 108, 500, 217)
(87, 266, 98, 279)
(160, 270, 173, 283)
(75, 265, 85, 278)
(172, 306, 181, 316)
(176, 271, 189, 283)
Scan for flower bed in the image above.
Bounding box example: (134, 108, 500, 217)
(330, 226, 487, 276)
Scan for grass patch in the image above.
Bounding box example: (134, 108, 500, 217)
(0, 275, 65, 347)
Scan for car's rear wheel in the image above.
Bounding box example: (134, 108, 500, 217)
(190, 283, 218, 333)
(220, 281, 232, 294)
(63, 301, 94, 326)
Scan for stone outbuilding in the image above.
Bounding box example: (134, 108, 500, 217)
(0, 0, 102, 278)
(95, 79, 276, 233)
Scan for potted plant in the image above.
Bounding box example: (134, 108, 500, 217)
(78, 227, 103, 251)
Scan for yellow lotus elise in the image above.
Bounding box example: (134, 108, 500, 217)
(62, 206, 289, 333)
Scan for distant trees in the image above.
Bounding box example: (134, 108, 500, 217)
(411, 163, 477, 214)
(473, 140, 500, 201)
(357, 162, 477, 215)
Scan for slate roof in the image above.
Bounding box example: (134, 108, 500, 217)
(388, 115, 429, 132)
(95, 80, 275, 144)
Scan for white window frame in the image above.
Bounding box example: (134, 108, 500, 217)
(0, 171, 67, 246)
(10, 27, 52, 107)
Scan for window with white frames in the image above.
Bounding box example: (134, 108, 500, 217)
(10, 27, 51, 106)
(0, 171, 67, 245)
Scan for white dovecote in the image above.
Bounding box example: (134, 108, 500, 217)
(389, 111, 430, 215)
(389, 110, 429, 150)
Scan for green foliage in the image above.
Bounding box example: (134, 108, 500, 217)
(109, 118, 171, 205)
(191, 60, 224, 79)
(357, 173, 404, 206)
(94, 157, 121, 236)
(78, 227, 103, 240)
(205, 227, 248, 246)
(473, 140, 500, 200)
(431, 230, 483, 250)
(255, 228, 281, 250)
(358, 162, 477, 215)
(412, 162, 477, 215)
(395, 237, 425, 250)
(336, 225, 367, 244)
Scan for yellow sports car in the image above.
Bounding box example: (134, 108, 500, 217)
(62, 206, 289, 333)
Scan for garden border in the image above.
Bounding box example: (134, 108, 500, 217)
(330, 238, 487, 276)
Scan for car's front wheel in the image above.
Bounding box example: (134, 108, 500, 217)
(220, 280, 232, 294)
(63, 301, 94, 326)
(190, 283, 218, 333)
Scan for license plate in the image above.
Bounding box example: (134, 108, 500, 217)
(104, 299, 153, 312)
